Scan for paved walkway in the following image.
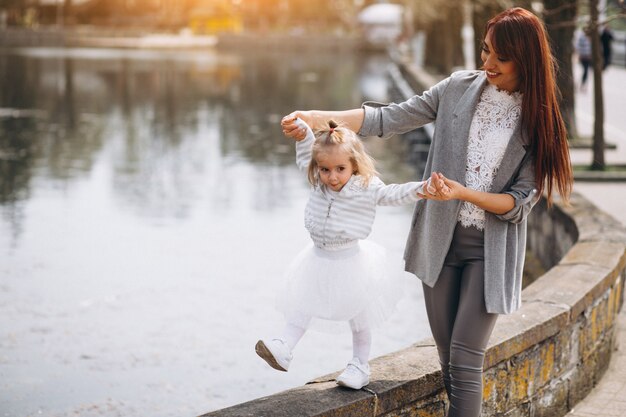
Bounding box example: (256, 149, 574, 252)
(566, 64, 626, 416)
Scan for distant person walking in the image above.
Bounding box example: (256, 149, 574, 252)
(600, 25, 614, 70)
(576, 28, 593, 91)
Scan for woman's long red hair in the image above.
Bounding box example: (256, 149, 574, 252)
(486, 7, 572, 204)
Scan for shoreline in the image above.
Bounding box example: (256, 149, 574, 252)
(0, 26, 378, 51)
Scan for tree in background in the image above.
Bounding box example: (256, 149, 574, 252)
(398, 0, 581, 138)
(0, 0, 34, 25)
(403, 0, 463, 75)
(588, 0, 606, 169)
(587, 0, 626, 170)
(544, 0, 579, 140)
(472, 0, 505, 69)
(425, 0, 465, 74)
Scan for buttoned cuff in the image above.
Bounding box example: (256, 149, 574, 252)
(359, 101, 393, 139)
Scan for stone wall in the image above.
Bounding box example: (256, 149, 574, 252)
(200, 60, 626, 417)
(481, 192, 625, 416)
(200, 191, 625, 417)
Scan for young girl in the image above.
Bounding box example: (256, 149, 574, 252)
(256, 119, 441, 390)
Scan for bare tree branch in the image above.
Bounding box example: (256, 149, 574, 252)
(600, 13, 626, 26)
(545, 20, 579, 29)
(543, 2, 578, 16)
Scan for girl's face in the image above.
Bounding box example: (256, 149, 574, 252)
(481, 30, 520, 93)
(316, 146, 354, 192)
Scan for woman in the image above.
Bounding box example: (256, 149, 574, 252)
(281, 7, 572, 417)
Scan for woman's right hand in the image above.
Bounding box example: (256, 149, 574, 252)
(281, 111, 312, 141)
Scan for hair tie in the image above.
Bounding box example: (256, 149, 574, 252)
(329, 127, 335, 134)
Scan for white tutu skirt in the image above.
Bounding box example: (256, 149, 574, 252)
(276, 240, 404, 333)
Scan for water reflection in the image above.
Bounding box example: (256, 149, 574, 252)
(0, 47, 428, 416)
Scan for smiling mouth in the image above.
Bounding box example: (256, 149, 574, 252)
(486, 70, 499, 77)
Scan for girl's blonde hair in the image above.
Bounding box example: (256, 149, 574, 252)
(307, 120, 378, 187)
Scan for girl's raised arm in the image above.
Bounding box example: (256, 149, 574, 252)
(292, 119, 316, 172)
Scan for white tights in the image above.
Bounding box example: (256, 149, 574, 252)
(351, 326, 371, 364)
(281, 320, 372, 364)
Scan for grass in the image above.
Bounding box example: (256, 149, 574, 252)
(573, 164, 626, 172)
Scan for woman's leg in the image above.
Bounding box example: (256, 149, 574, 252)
(422, 267, 462, 397)
(422, 225, 498, 417)
(447, 258, 498, 417)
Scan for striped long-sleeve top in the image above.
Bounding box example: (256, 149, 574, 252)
(295, 122, 425, 251)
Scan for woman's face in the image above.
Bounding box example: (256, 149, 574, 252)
(481, 30, 520, 93)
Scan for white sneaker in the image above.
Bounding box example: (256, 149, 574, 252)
(255, 339, 292, 372)
(336, 358, 370, 389)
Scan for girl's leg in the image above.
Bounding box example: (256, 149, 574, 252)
(336, 321, 371, 389)
(350, 326, 372, 364)
(281, 322, 307, 351)
(255, 318, 309, 372)
(447, 259, 498, 417)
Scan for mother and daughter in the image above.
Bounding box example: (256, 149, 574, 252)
(256, 7, 572, 417)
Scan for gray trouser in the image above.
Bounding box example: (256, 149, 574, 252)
(422, 223, 498, 417)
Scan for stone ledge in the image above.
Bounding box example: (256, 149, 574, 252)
(573, 170, 626, 182)
(559, 192, 626, 245)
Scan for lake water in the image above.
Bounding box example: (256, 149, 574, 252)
(0, 46, 431, 417)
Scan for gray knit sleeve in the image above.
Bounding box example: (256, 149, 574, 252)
(358, 76, 451, 139)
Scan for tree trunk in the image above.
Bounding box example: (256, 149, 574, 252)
(589, 0, 605, 169)
(471, 0, 504, 69)
(451, 5, 465, 68)
(424, 0, 464, 74)
(63, 0, 73, 25)
(543, 0, 578, 140)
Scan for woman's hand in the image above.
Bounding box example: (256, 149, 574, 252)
(420, 172, 515, 214)
(418, 172, 464, 201)
(281, 109, 365, 139)
(281, 111, 312, 141)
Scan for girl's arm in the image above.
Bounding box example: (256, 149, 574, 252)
(372, 177, 426, 206)
(372, 172, 448, 206)
(292, 119, 316, 171)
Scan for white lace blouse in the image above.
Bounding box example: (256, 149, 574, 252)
(458, 83, 522, 230)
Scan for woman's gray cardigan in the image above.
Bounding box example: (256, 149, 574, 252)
(359, 70, 539, 314)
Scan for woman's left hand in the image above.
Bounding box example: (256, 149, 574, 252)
(281, 111, 311, 141)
